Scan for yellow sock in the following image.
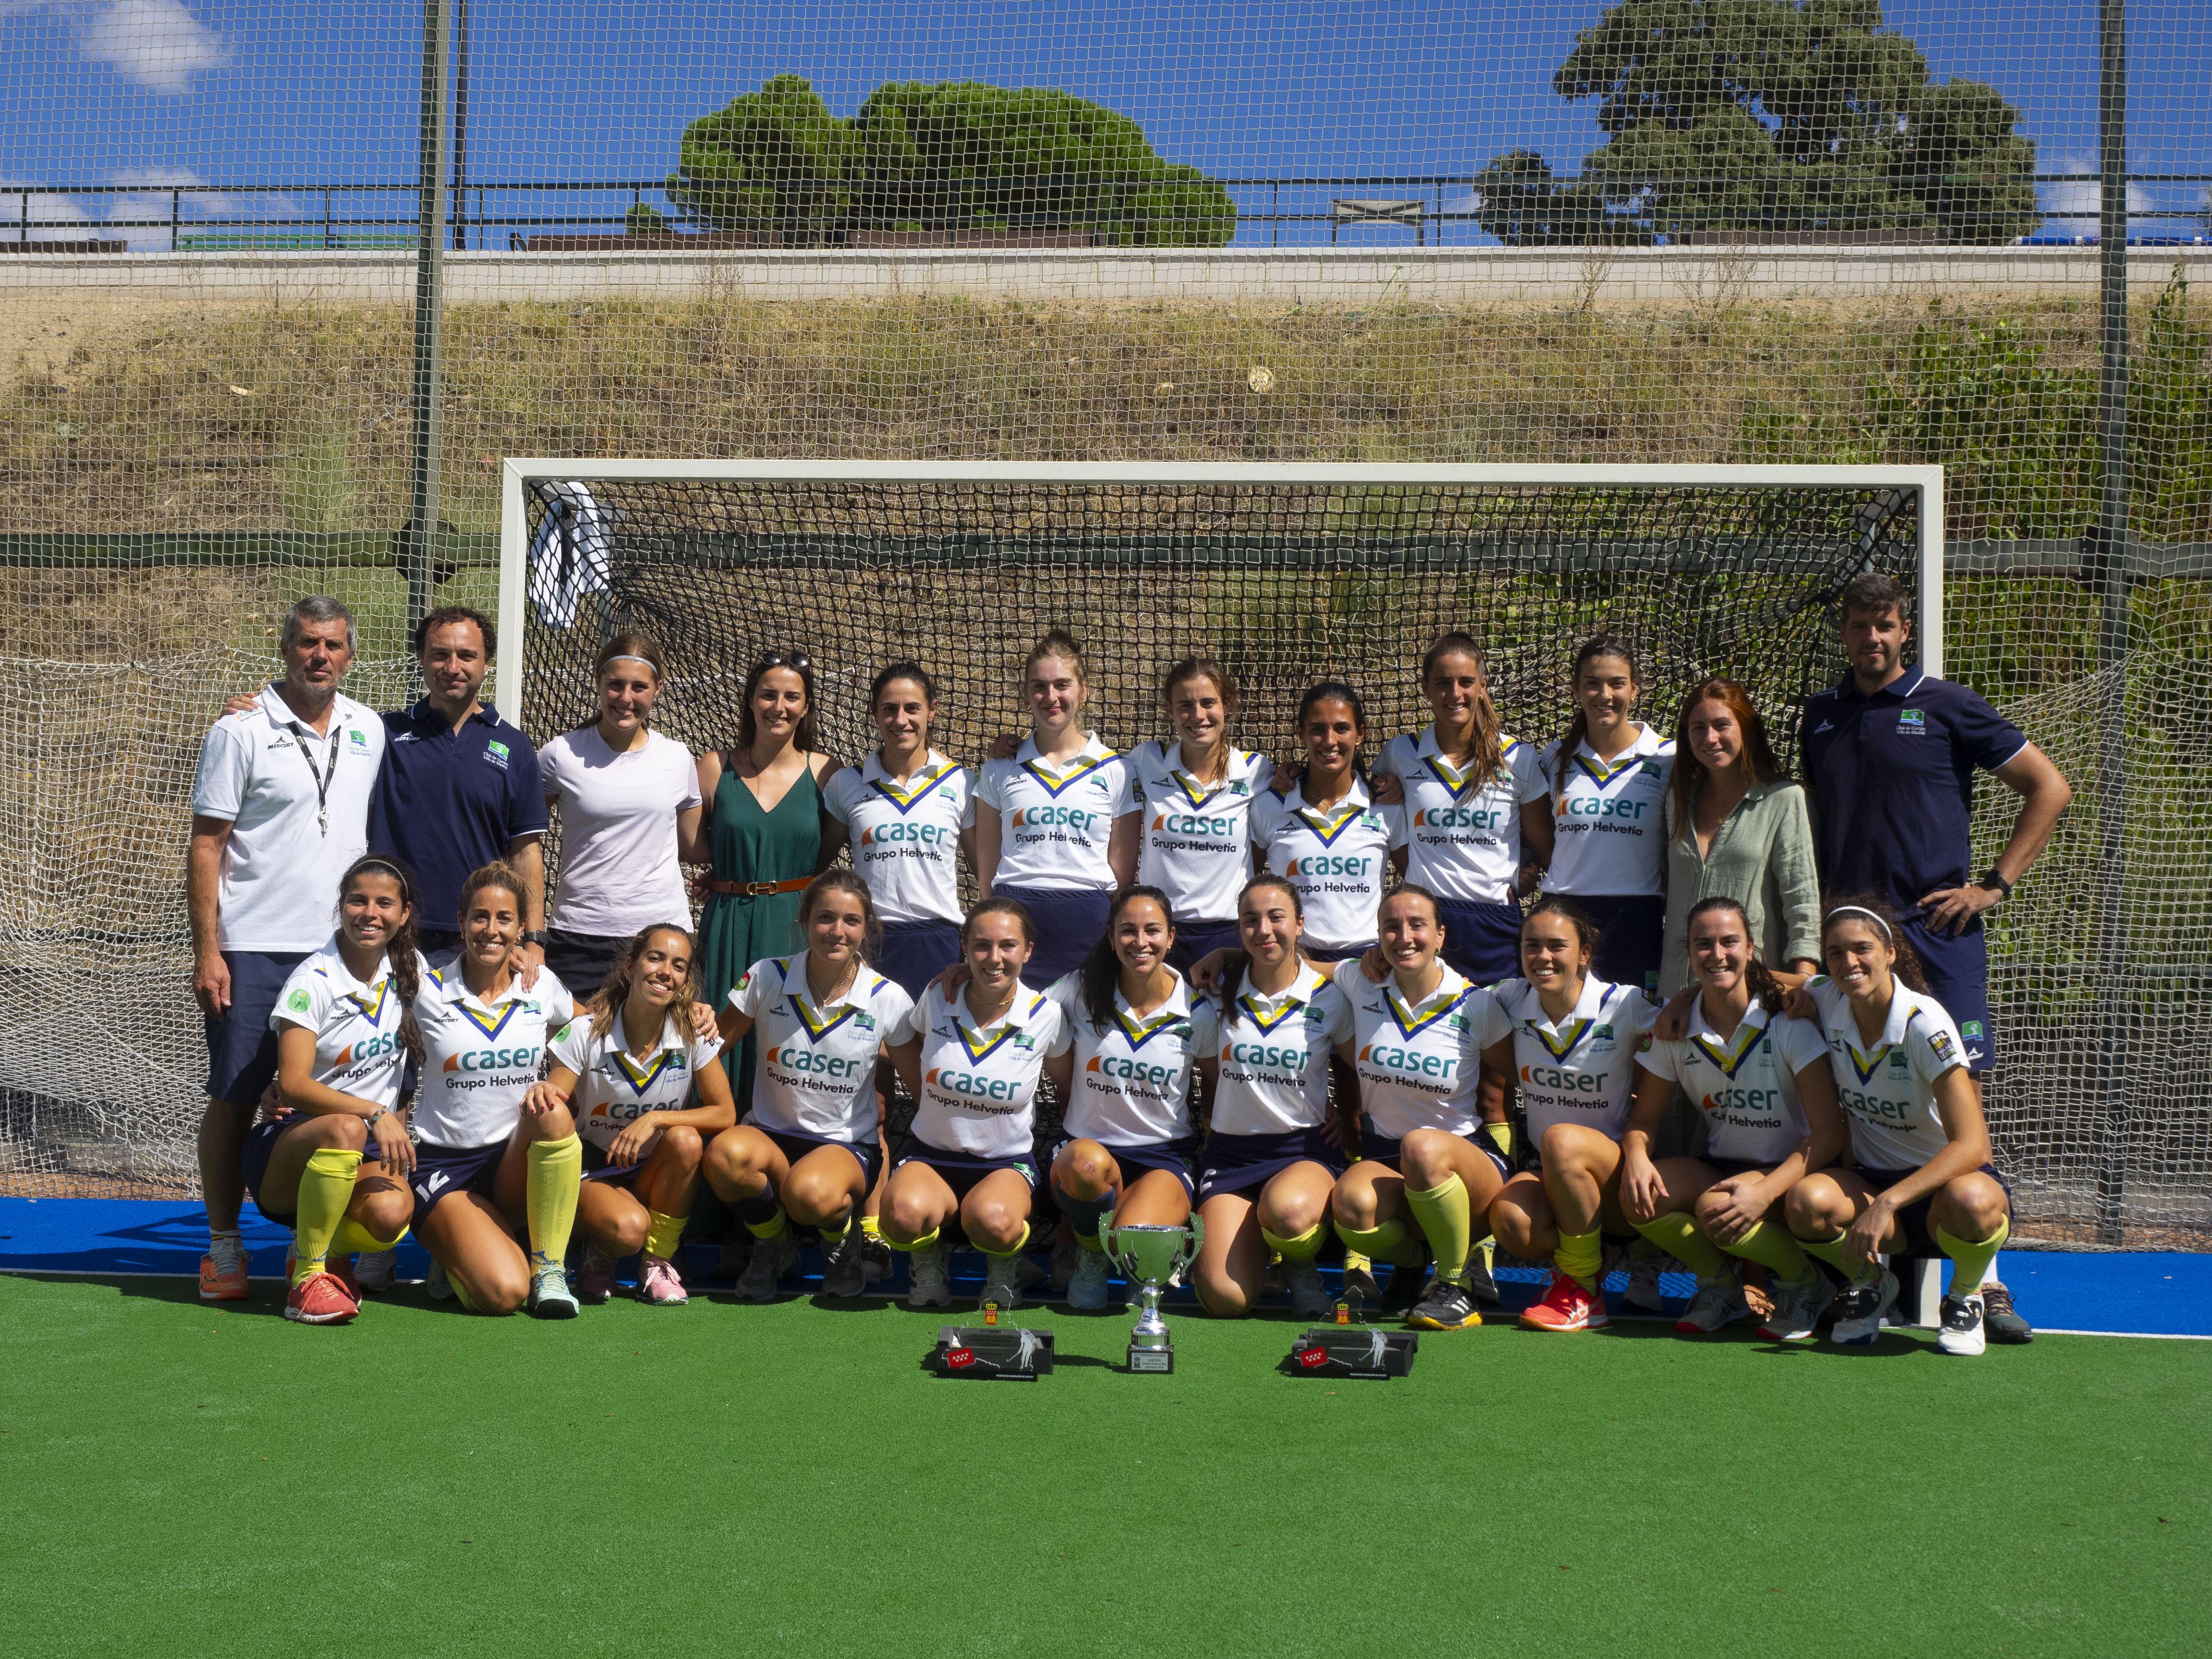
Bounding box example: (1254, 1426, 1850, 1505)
(1936, 1215, 2009, 1298)
(1554, 1226, 1603, 1290)
(1335, 1218, 1420, 1267)
(1725, 1218, 1813, 1280)
(644, 1210, 687, 1261)
(330, 1216, 408, 1256)
(1404, 1176, 1473, 1285)
(818, 1212, 853, 1246)
(525, 1133, 582, 1271)
(1800, 1229, 1878, 1285)
(291, 1147, 360, 1285)
(1632, 1210, 1731, 1277)
(450, 1272, 480, 1312)
(860, 1214, 883, 1241)
(1261, 1220, 1325, 1262)
(980, 1221, 1032, 1258)
(1480, 1121, 1513, 1162)
(745, 1208, 788, 1242)
(887, 1225, 939, 1253)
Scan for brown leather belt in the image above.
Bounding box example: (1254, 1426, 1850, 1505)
(703, 876, 813, 897)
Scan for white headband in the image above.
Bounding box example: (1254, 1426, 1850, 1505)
(1826, 904, 1893, 943)
(603, 656, 655, 672)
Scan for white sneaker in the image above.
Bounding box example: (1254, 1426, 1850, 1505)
(426, 1258, 455, 1301)
(1624, 1248, 1666, 1313)
(354, 1248, 398, 1293)
(1756, 1269, 1835, 1342)
(1937, 1291, 1987, 1356)
(1068, 1245, 1112, 1310)
(1674, 1271, 1749, 1334)
(1464, 1241, 1499, 1307)
(1829, 1269, 1900, 1345)
(980, 1250, 1027, 1310)
(527, 1263, 578, 1320)
(1285, 1259, 1333, 1320)
(736, 1228, 796, 1301)
(905, 1239, 952, 1308)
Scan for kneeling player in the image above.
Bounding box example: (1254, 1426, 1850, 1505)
(1783, 896, 2013, 1355)
(706, 872, 912, 1300)
(1482, 897, 1662, 1333)
(1619, 896, 1844, 1338)
(527, 925, 734, 1306)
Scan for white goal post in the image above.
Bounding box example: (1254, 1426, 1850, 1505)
(493, 460, 1944, 724)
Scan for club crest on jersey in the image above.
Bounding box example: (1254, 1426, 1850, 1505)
(1897, 709, 1926, 733)
(287, 988, 312, 1013)
(348, 728, 370, 750)
(483, 739, 511, 769)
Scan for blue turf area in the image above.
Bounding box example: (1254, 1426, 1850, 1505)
(2, 1198, 2206, 1335)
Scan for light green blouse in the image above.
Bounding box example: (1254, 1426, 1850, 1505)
(1658, 779, 1824, 998)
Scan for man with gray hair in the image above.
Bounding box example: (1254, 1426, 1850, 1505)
(187, 596, 387, 1301)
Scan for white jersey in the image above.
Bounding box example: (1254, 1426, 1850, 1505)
(1335, 959, 1485, 1141)
(727, 950, 912, 1141)
(409, 956, 577, 1148)
(1538, 724, 1674, 897)
(1128, 741, 1267, 924)
(1478, 974, 1661, 1144)
(1248, 775, 1405, 953)
(549, 1008, 724, 1156)
(822, 750, 973, 926)
(1046, 971, 1215, 1145)
(1378, 726, 1547, 906)
(974, 733, 1134, 892)
(1804, 976, 1967, 1172)
(1211, 965, 1355, 1135)
(892, 982, 1068, 1160)
(1635, 998, 1827, 1166)
(270, 938, 429, 1113)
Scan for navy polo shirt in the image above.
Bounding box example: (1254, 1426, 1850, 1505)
(367, 700, 549, 931)
(1798, 663, 2026, 921)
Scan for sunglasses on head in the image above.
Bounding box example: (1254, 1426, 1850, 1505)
(758, 650, 811, 672)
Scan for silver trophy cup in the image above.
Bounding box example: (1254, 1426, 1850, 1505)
(1099, 1216, 1203, 1373)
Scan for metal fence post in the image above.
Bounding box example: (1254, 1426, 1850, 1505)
(407, 0, 450, 637)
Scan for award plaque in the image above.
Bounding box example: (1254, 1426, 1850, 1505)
(932, 1322, 1055, 1379)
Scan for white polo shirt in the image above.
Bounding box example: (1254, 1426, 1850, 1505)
(1335, 959, 1485, 1141)
(270, 938, 428, 1112)
(1129, 741, 1267, 925)
(1477, 974, 1660, 1144)
(539, 726, 700, 937)
(1635, 999, 1827, 1166)
(823, 750, 974, 926)
(1248, 776, 1405, 953)
(1804, 976, 1967, 1172)
(891, 982, 1067, 1160)
(1046, 971, 1216, 1146)
(1210, 965, 1355, 1136)
(409, 957, 577, 1149)
(192, 685, 385, 953)
(974, 733, 1134, 892)
(1378, 726, 1548, 906)
(727, 950, 913, 1141)
(550, 1008, 724, 1155)
(1537, 725, 1675, 897)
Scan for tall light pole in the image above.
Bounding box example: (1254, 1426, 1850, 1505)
(451, 0, 470, 250)
(407, 0, 449, 635)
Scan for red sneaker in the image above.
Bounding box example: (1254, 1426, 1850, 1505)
(283, 1243, 359, 1302)
(199, 1251, 249, 1302)
(1517, 1269, 1609, 1333)
(284, 1270, 360, 1325)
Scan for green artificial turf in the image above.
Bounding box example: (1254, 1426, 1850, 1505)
(1, 1273, 2204, 1659)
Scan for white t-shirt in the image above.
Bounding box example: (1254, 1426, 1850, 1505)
(1129, 741, 1267, 924)
(1335, 959, 1486, 1141)
(974, 733, 1134, 893)
(1537, 724, 1675, 897)
(540, 726, 700, 937)
(408, 957, 577, 1149)
(549, 1006, 724, 1156)
(1804, 976, 1967, 1172)
(191, 685, 386, 952)
(822, 750, 974, 926)
(269, 938, 429, 1113)
(890, 982, 1067, 1160)
(1210, 964, 1355, 1136)
(1046, 971, 1216, 1146)
(727, 950, 913, 1141)
(1477, 974, 1661, 1144)
(1635, 998, 1827, 1166)
(1378, 726, 1548, 906)
(1248, 776, 1405, 953)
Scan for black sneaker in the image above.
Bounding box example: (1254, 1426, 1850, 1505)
(1381, 1258, 1430, 1316)
(1340, 1257, 1381, 1304)
(861, 1232, 893, 1286)
(819, 1226, 868, 1298)
(1982, 1280, 2034, 1344)
(1407, 1275, 1482, 1330)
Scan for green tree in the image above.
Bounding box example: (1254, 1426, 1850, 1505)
(665, 74, 855, 240)
(1475, 0, 2037, 246)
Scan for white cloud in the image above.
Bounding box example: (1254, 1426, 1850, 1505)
(4, 0, 227, 95)
(0, 177, 94, 240)
(2039, 155, 2151, 239)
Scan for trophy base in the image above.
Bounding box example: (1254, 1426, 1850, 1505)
(1288, 1327, 1419, 1378)
(1126, 1341, 1174, 1374)
(933, 1325, 1055, 1379)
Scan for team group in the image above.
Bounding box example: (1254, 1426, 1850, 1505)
(184, 572, 2073, 1353)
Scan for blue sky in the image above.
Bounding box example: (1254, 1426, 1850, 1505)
(2, 0, 2205, 244)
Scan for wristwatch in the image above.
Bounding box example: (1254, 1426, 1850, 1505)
(1978, 867, 2015, 899)
(521, 930, 548, 946)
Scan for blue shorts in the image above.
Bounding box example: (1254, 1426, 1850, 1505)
(1052, 1135, 1200, 1198)
(991, 886, 1111, 988)
(1300, 942, 1371, 965)
(1167, 920, 1242, 974)
(1853, 1162, 2009, 1258)
(541, 928, 625, 1002)
(581, 1141, 644, 1187)
(240, 1116, 301, 1226)
(1701, 1155, 1774, 1180)
(756, 1122, 882, 1189)
(875, 920, 963, 1001)
(409, 1139, 509, 1229)
(1564, 893, 1667, 995)
(1901, 918, 1996, 1075)
(204, 950, 310, 1107)
(1195, 1128, 1344, 1203)
(1433, 899, 1522, 985)
(891, 1144, 1040, 1202)
(1358, 1119, 1512, 1183)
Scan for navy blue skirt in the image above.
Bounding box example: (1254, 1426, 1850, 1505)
(991, 884, 1112, 988)
(1167, 920, 1242, 975)
(1563, 892, 1668, 996)
(1433, 898, 1524, 986)
(1195, 1127, 1343, 1203)
(874, 919, 963, 1001)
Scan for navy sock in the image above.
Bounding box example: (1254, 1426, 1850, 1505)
(733, 1185, 782, 1230)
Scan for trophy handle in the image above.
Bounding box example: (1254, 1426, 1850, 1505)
(1184, 1212, 1204, 1272)
(1096, 1217, 1119, 1274)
